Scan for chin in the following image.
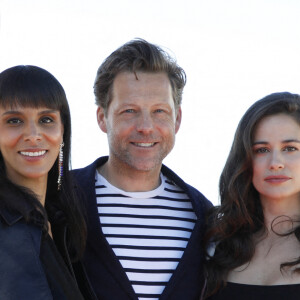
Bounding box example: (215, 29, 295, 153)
(23, 171, 48, 179)
(116, 154, 163, 173)
(128, 162, 160, 172)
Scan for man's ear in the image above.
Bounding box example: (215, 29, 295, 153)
(175, 107, 182, 134)
(96, 107, 107, 133)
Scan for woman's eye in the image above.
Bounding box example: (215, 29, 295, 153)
(7, 118, 22, 124)
(40, 116, 54, 123)
(154, 109, 164, 113)
(254, 147, 269, 154)
(284, 146, 297, 152)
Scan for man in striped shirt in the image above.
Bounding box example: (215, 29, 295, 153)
(73, 39, 212, 300)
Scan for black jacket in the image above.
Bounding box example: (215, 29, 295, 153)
(0, 205, 94, 300)
(0, 208, 54, 300)
(73, 156, 213, 300)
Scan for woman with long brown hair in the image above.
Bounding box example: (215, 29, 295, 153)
(204, 92, 300, 300)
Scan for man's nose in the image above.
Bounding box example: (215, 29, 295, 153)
(136, 112, 154, 134)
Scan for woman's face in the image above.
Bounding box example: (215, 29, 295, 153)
(0, 105, 64, 186)
(252, 113, 300, 203)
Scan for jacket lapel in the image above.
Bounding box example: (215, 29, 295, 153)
(159, 165, 207, 299)
(77, 157, 138, 299)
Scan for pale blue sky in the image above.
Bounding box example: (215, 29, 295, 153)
(1, 0, 300, 204)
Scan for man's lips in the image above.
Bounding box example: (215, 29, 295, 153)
(130, 142, 157, 148)
(264, 175, 291, 183)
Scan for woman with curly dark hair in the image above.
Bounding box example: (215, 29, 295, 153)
(0, 65, 94, 299)
(204, 92, 300, 300)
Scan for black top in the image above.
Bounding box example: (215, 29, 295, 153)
(207, 282, 300, 300)
(40, 234, 84, 300)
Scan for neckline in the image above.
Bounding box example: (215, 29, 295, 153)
(96, 170, 165, 198)
(227, 281, 300, 287)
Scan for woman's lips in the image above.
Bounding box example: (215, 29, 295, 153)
(264, 175, 291, 183)
(19, 150, 47, 157)
(18, 149, 47, 161)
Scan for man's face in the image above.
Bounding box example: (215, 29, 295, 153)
(97, 71, 181, 174)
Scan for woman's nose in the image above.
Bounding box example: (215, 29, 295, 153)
(269, 151, 284, 170)
(23, 122, 42, 143)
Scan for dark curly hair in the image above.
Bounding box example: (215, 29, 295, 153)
(204, 92, 300, 297)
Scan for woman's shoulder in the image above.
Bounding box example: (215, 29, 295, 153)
(207, 282, 300, 300)
(0, 209, 51, 299)
(0, 205, 43, 252)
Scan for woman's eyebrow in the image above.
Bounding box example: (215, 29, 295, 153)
(1, 110, 21, 116)
(252, 139, 300, 146)
(38, 109, 59, 115)
(252, 141, 268, 146)
(282, 139, 300, 144)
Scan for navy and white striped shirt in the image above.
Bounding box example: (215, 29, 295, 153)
(95, 171, 197, 300)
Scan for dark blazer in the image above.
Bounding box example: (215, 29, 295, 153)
(73, 156, 212, 300)
(0, 209, 53, 300)
(0, 206, 93, 300)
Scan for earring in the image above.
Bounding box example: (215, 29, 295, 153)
(57, 142, 64, 191)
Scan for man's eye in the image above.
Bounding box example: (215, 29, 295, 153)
(154, 109, 164, 113)
(124, 109, 135, 113)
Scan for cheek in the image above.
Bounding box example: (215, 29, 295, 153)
(0, 130, 21, 151)
(252, 160, 264, 188)
(44, 128, 63, 147)
(111, 120, 133, 136)
(159, 121, 176, 136)
(154, 116, 175, 129)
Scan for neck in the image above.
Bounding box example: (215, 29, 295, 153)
(98, 160, 162, 192)
(261, 196, 300, 234)
(9, 175, 48, 206)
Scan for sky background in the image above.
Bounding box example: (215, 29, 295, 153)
(1, 0, 300, 205)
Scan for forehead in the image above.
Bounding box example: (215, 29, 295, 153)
(254, 114, 300, 139)
(0, 105, 61, 116)
(0, 97, 60, 110)
(111, 71, 173, 103)
(0, 103, 58, 110)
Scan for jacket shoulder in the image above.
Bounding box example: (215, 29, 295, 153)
(0, 220, 52, 299)
(72, 157, 108, 182)
(161, 164, 213, 214)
